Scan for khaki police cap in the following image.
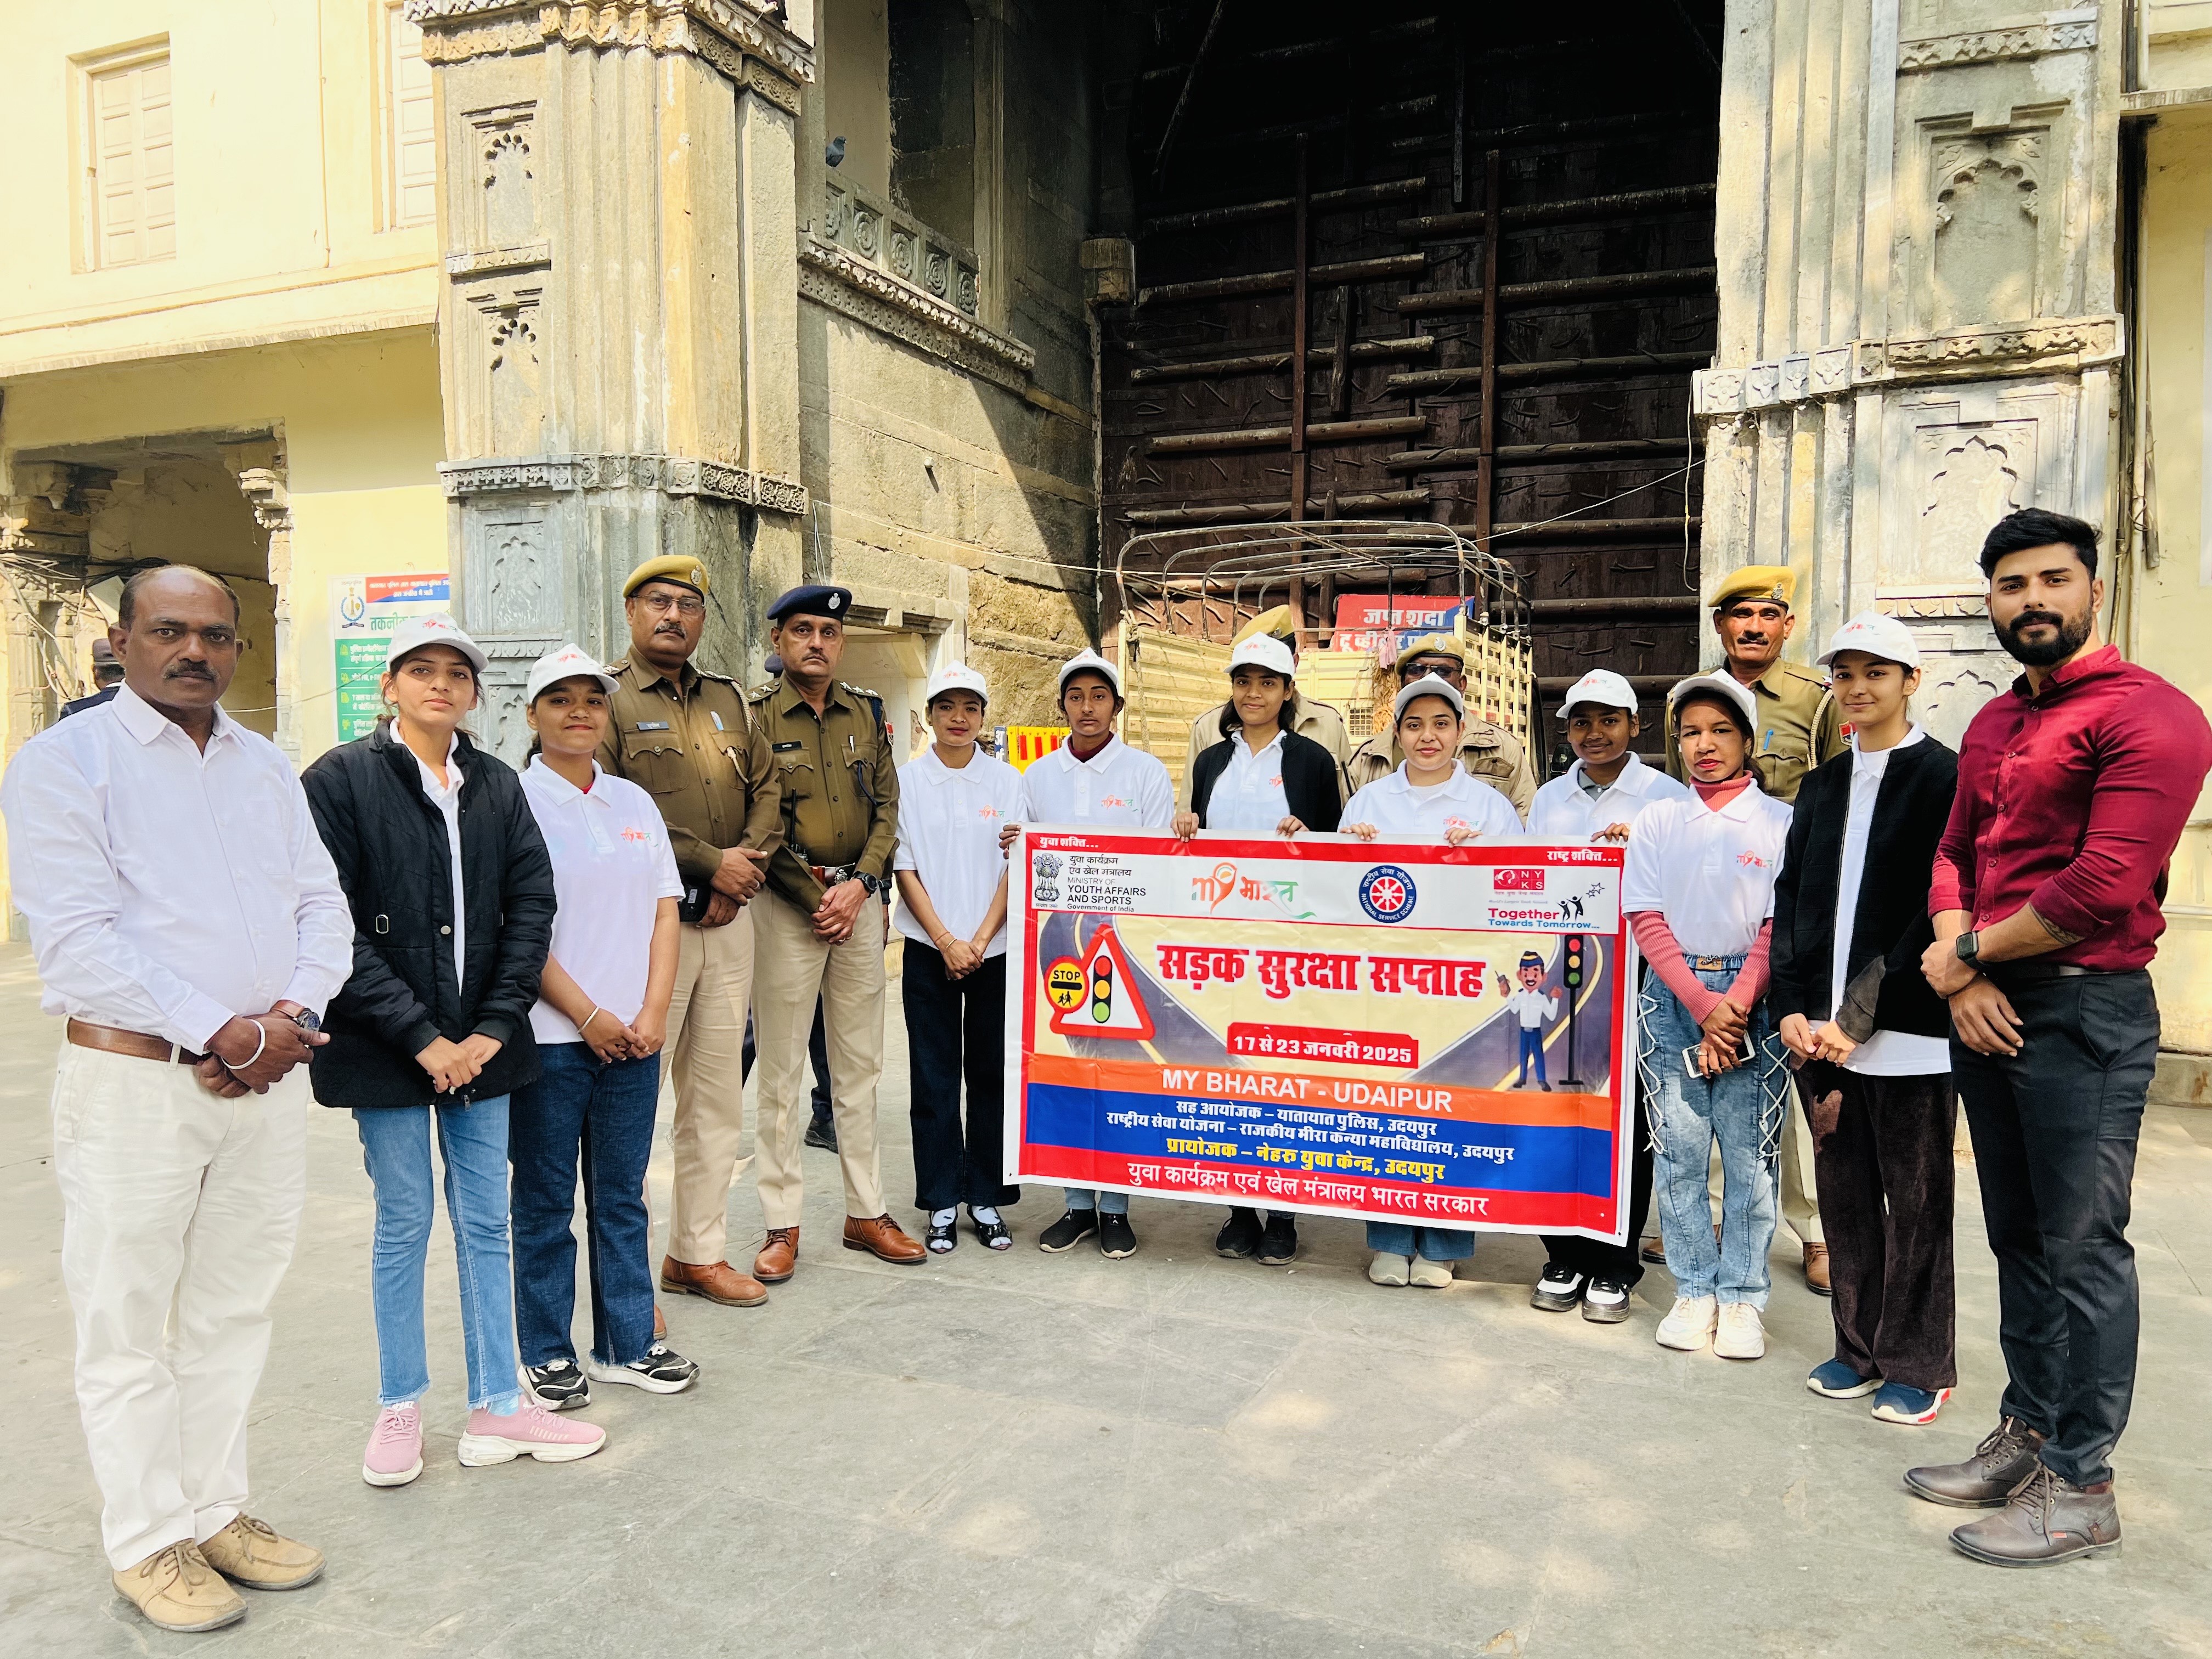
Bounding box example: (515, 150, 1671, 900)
(1233, 605, 1297, 646)
(1395, 631, 1466, 669)
(1710, 565, 1796, 611)
(623, 555, 710, 600)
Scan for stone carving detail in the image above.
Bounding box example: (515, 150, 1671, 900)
(471, 106, 538, 247)
(1917, 430, 2025, 577)
(1931, 132, 2041, 328)
(799, 239, 1035, 392)
(819, 176, 981, 319)
(1694, 318, 2121, 414)
(437, 454, 810, 516)
(1911, 647, 2013, 749)
(445, 241, 552, 278)
(1898, 19, 2097, 71)
(408, 0, 815, 90)
(483, 517, 556, 633)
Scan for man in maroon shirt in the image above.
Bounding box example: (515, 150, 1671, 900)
(1907, 509, 2212, 1567)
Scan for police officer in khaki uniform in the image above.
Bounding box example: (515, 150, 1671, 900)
(1343, 631, 1537, 818)
(1178, 605, 1352, 809)
(596, 555, 782, 1311)
(746, 585, 924, 1278)
(1654, 562, 1846, 1293)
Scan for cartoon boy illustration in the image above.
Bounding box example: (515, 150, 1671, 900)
(1497, 950, 1562, 1090)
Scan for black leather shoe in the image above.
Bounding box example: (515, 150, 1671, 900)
(1256, 1212, 1298, 1265)
(804, 1116, 839, 1153)
(1950, 1466, 2121, 1567)
(1215, 1207, 1262, 1259)
(1905, 1415, 2047, 1509)
(969, 1208, 1013, 1251)
(924, 1214, 957, 1254)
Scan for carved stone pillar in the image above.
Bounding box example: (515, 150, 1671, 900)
(413, 1, 814, 753)
(1699, 0, 2121, 745)
(229, 460, 298, 763)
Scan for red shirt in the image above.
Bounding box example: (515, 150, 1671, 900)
(1931, 645, 2212, 972)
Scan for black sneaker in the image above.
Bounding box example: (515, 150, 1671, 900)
(1038, 1209, 1099, 1252)
(1257, 1212, 1298, 1265)
(1097, 1212, 1138, 1259)
(1215, 1207, 1262, 1259)
(584, 1344, 700, 1395)
(521, 1358, 590, 1411)
(804, 1116, 839, 1153)
(1531, 1262, 1585, 1312)
(1581, 1277, 1633, 1323)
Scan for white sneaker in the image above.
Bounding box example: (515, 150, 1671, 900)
(1713, 1302, 1766, 1360)
(1408, 1256, 1454, 1289)
(1367, 1252, 1412, 1286)
(1655, 1294, 1718, 1351)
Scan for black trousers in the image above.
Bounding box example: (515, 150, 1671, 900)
(904, 945, 1020, 1211)
(1953, 970, 2157, 1487)
(1799, 1060, 1957, 1391)
(1538, 1093, 1655, 1285)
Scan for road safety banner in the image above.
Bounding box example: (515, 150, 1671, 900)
(1004, 830, 1636, 1242)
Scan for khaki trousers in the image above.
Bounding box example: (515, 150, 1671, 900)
(1706, 1083, 1823, 1245)
(751, 890, 886, 1228)
(663, 909, 757, 1266)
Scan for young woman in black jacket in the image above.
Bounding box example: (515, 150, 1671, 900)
(1771, 613, 1961, 1427)
(1171, 634, 1344, 1266)
(301, 615, 603, 1487)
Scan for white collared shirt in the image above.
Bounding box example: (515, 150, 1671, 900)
(1504, 986, 1560, 1030)
(893, 744, 1024, 958)
(521, 758, 684, 1043)
(1622, 778, 1794, 957)
(1207, 729, 1293, 833)
(0, 684, 353, 1051)
(1830, 726, 1949, 1076)
(1016, 733, 1174, 830)
(408, 730, 468, 988)
(1527, 753, 1691, 842)
(1340, 762, 1523, 840)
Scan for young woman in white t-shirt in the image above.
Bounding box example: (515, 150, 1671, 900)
(1623, 675, 1794, 1362)
(1340, 675, 1519, 1287)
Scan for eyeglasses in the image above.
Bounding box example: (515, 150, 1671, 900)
(636, 591, 706, 618)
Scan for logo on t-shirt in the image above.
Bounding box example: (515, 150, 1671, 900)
(1736, 850, 1769, 870)
(1100, 794, 1127, 809)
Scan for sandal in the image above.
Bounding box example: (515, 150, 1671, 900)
(925, 1215, 958, 1254)
(970, 1208, 1013, 1251)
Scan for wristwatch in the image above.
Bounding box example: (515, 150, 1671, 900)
(1953, 930, 1982, 968)
(855, 871, 883, 898)
(291, 1009, 322, 1034)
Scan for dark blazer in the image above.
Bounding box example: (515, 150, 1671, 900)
(1770, 733, 1959, 1043)
(301, 723, 557, 1108)
(1189, 729, 1344, 833)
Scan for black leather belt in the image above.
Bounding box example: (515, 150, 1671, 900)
(1984, 962, 2117, 983)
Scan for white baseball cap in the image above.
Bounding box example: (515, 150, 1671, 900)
(1392, 672, 1465, 722)
(385, 613, 488, 675)
(1667, 672, 1758, 732)
(1819, 610, 1921, 670)
(1555, 668, 1638, 718)
(925, 661, 990, 705)
(1057, 647, 1122, 697)
(1227, 634, 1295, 678)
(524, 644, 619, 705)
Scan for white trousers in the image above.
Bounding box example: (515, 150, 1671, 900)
(50, 1046, 309, 1570)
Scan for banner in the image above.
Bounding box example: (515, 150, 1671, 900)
(1005, 831, 1635, 1241)
(330, 572, 450, 742)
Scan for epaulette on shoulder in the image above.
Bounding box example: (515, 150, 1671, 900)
(695, 665, 737, 686)
(841, 681, 882, 700)
(746, 680, 778, 702)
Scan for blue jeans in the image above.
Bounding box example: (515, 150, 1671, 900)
(1516, 1026, 1548, 1086)
(1366, 1222, 1474, 1261)
(509, 1045, 660, 1369)
(1640, 961, 1784, 1307)
(1064, 1187, 1128, 1215)
(354, 1100, 522, 1414)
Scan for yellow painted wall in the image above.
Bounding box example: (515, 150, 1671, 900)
(2134, 101, 2212, 1049)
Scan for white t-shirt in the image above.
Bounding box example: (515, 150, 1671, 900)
(521, 758, 684, 1044)
(893, 745, 1023, 959)
(1526, 753, 1691, 841)
(1621, 780, 1793, 958)
(1341, 762, 1523, 840)
(1205, 729, 1293, 833)
(1016, 733, 1175, 830)
(410, 732, 468, 989)
(1830, 728, 1950, 1076)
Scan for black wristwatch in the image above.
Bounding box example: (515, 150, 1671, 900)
(855, 871, 882, 898)
(1953, 930, 1981, 968)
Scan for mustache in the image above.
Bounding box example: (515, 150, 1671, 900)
(2013, 610, 2063, 629)
(164, 663, 215, 680)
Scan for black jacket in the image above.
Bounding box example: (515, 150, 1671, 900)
(1189, 730, 1344, 833)
(301, 723, 557, 1108)
(1770, 733, 1959, 1043)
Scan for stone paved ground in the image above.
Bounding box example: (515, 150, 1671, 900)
(1, 940, 2208, 1656)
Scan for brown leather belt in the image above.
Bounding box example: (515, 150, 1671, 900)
(66, 1019, 204, 1066)
(810, 862, 858, 888)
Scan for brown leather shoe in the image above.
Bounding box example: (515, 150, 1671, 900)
(843, 1213, 927, 1263)
(659, 1256, 768, 1307)
(1803, 1242, 1833, 1296)
(1639, 1235, 1666, 1265)
(1950, 1466, 2121, 1566)
(755, 1227, 799, 1283)
(1906, 1415, 2048, 1508)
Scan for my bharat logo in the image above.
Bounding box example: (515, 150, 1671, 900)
(1359, 865, 1417, 923)
(1192, 861, 1242, 910)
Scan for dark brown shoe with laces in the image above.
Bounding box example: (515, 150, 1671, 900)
(755, 1227, 799, 1283)
(1950, 1465, 2121, 1567)
(1904, 1415, 2047, 1508)
(843, 1213, 927, 1263)
(659, 1256, 769, 1307)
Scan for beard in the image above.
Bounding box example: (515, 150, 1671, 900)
(1994, 602, 2094, 668)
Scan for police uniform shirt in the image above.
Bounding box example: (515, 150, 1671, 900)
(1526, 754, 1692, 842)
(1663, 658, 1842, 804)
(1181, 697, 1350, 807)
(891, 746, 1023, 959)
(596, 656, 780, 890)
(1345, 719, 1536, 819)
(1340, 762, 1523, 840)
(1017, 734, 1175, 830)
(751, 676, 901, 910)
(1621, 784, 1793, 959)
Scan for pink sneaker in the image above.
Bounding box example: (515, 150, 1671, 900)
(456, 1401, 606, 1468)
(362, 1404, 424, 1488)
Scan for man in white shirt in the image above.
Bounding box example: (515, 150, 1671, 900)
(1, 566, 352, 1633)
